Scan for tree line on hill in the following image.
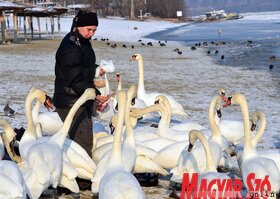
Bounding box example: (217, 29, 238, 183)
(58, 0, 186, 18)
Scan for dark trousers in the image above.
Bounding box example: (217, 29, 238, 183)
(56, 106, 93, 157)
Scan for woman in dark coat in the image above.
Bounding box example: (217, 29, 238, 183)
(53, 11, 109, 157)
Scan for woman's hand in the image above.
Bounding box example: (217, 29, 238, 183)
(96, 95, 111, 103)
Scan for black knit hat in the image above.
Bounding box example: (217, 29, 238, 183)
(76, 11, 98, 27)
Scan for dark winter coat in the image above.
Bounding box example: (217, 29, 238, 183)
(53, 32, 100, 109)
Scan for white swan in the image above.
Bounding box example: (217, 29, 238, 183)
(247, 110, 280, 173)
(145, 93, 232, 170)
(155, 95, 205, 132)
(128, 100, 182, 143)
(93, 145, 162, 175)
(218, 109, 258, 146)
(0, 160, 27, 199)
(19, 89, 49, 159)
(2, 120, 80, 195)
(0, 119, 17, 160)
(216, 88, 259, 146)
(32, 101, 63, 136)
(170, 95, 224, 183)
(124, 86, 168, 175)
(153, 95, 209, 142)
(31, 97, 96, 181)
(92, 89, 168, 193)
(0, 120, 24, 164)
(98, 90, 145, 199)
(188, 129, 231, 199)
(20, 88, 96, 198)
(129, 102, 177, 150)
(225, 93, 280, 195)
(94, 97, 160, 149)
(32, 97, 110, 136)
(1, 116, 77, 196)
(107, 104, 161, 143)
(130, 53, 188, 117)
(92, 90, 129, 193)
(3, 90, 63, 199)
(113, 72, 152, 120)
(95, 85, 137, 172)
(122, 85, 138, 172)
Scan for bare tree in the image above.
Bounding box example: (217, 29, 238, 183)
(130, 0, 135, 18)
(147, 0, 185, 18)
(62, 0, 185, 18)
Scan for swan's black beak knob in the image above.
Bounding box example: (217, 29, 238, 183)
(251, 123, 257, 131)
(217, 109, 222, 118)
(109, 122, 115, 135)
(187, 143, 194, 152)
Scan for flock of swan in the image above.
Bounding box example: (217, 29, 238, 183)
(0, 53, 279, 199)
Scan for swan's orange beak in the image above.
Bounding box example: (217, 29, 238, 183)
(44, 95, 54, 111)
(221, 94, 227, 102)
(129, 55, 137, 62)
(223, 96, 232, 108)
(116, 73, 120, 82)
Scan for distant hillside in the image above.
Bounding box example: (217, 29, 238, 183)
(185, 0, 280, 16)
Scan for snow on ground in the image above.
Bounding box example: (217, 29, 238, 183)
(1, 11, 280, 198)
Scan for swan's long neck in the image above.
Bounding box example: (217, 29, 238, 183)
(251, 110, 266, 148)
(125, 88, 137, 143)
(0, 119, 15, 141)
(31, 100, 41, 123)
(1, 133, 23, 163)
(51, 90, 95, 148)
(159, 103, 170, 128)
(129, 104, 161, 118)
(190, 130, 217, 172)
(0, 119, 23, 163)
(160, 97, 172, 123)
(20, 90, 47, 158)
(235, 94, 254, 158)
(110, 91, 126, 167)
(137, 57, 146, 98)
(131, 103, 169, 131)
(164, 99, 172, 112)
(209, 96, 222, 145)
(24, 92, 38, 139)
